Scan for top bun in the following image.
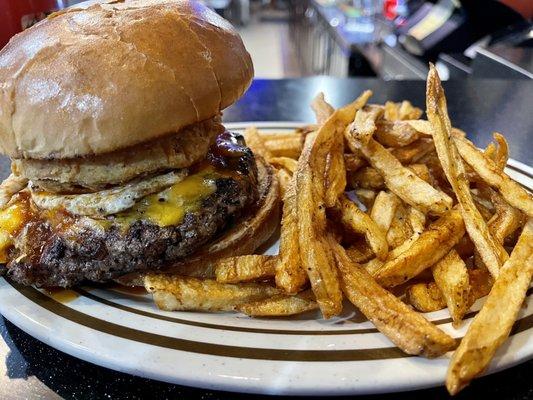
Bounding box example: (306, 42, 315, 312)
(0, 0, 253, 159)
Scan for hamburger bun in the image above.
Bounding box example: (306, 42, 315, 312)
(0, 0, 253, 159)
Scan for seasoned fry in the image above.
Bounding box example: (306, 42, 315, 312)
(144, 275, 280, 312)
(487, 188, 523, 243)
(325, 124, 347, 208)
(346, 106, 383, 144)
(453, 134, 533, 218)
(492, 132, 509, 171)
(374, 209, 465, 287)
(349, 167, 385, 190)
(426, 64, 508, 278)
(346, 241, 375, 263)
(446, 219, 533, 395)
(345, 132, 453, 216)
(244, 127, 273, 160)
(237, 290, 318, 317)
(407, 164, 431, 184)
(269, 157, 298, 173)
(383, 101, 399, 121)
(259, 131, 303, 143)
(331, 238, 456, 357)
(215, 255, 276, 283)
(276, 179, 307, 294)
(344, 153, 366, 172)
(375, 120, 420, 147)
(386, 203, 413, 248)
(390, 138, 435, 164)
(335, 194, 388, 260)
(370, 191, 400, 233)
(406, 282, 447, 312)
(431, 250, 470, 326)
(311, 92, 335, 124)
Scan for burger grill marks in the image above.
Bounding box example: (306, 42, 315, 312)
(0, 131, 259, 286)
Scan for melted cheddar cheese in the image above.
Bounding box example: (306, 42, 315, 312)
(113, 167, 218, 227)
(0, 200, 29, 263)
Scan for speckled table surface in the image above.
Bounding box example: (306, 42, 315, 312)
(0, 78, 532, 399)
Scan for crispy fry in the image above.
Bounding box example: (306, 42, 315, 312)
(446, 219, 533, 395)
(346, 106, 383, 144)
(349, 167, 385, 190)
(269, 157, 298, 173)
(244, 127, 273, 160)
(144, 275, 280, 312)
(354, 188, 377, 209)
(426, 64, 508, 278)
(386, 203, 413, 248)
(487, 188, 523, 243)
(375, 120, 421, 147)
(431, 250, 470, 326)
(276, 179, 307, 294)
(331, 238, 456, 357)
(346, 241, 375, 263)
(453, 134, 533, 218)
(325, 124, 347, 208)
(311, 92, 335, 124)
(344, 153, 366, 172)
(259, 131, 303, 143)
(399, 100, 424, 120)
(406, 282, 447, 312)
(215, 255, 276, 283)
(374, 209, 465, 287)
(237, 290, 318, 317)
(345, 132, 453, 216)
(493, 132, 509, 171)
(407, 164, 431, 183)
(264, 136, 302, 159)
(390, 138, 435, 164)
(277, 168, 292, 198)
(383, 101, 400, 121)
(370, 191, 400, 233)
(335, 194, 388, 260)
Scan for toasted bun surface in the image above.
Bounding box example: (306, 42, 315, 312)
(115, 157, 280, 286)
(0, 0, 253, 159)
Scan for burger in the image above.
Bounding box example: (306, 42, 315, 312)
(0, 0, 279, 287)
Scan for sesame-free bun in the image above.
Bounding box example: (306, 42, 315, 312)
(0, 0, 253, 159)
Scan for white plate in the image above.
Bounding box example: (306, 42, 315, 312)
(0, 122, 531, 396)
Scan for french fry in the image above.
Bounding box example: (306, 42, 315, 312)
(374, 209, 465, 287)
(324, 124, 347, 208)
(374, 120, 420, 147)
(276, 178, 307, 294)
(346, 105, 383, 143)
(264, 136, 302, 159)
(311, 92, 334, 124)
(345, 133, 453, 216)
(431, 250, 470, 326)
(344, 153, 366, 172)
(354, 189, 377, 210)
(349, 167, 385, 190)
(237, 290, 318, 317)
(405, 282, 447, 312)
(426, 64, 508, 278)
(259, 131, 303, 143)
(335, 194, 388, 260)
(492, 132, 509, 171)
(399, 100, 424, 120)
(453, 134, 533, 218)
(215, 255, 276, 284)
(144, 275, 280, 312)
(487, 188, 523, 243)
(277, 168, 292, 198)
(446, 219, 533, 395)
(331, 238, 456, 357)
(407, 164, 431, 184)
(390, 138, 435, 164)
(244, 127, 273, 160)
(370, 191, 400, 233)
(386, 203, 413, 248)
(346, 241, 375, 263)
(269, 157, 298, 173)
(383, 101, 400, 121)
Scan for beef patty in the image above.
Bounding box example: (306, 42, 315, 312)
(4, 132, 258, 287)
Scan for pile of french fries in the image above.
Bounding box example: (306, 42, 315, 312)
(144, 65, 532, 395)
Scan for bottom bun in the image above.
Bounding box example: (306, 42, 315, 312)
(115, 157, 280, 286)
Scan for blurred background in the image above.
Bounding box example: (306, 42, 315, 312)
(1, 0, 532, 80)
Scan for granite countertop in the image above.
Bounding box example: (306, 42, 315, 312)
(0, 78, 532, 399)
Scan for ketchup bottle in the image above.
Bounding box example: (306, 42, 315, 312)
(0, 0, 66, 49)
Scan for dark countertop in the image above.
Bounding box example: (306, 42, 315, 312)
(0, 78, 532, 399)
